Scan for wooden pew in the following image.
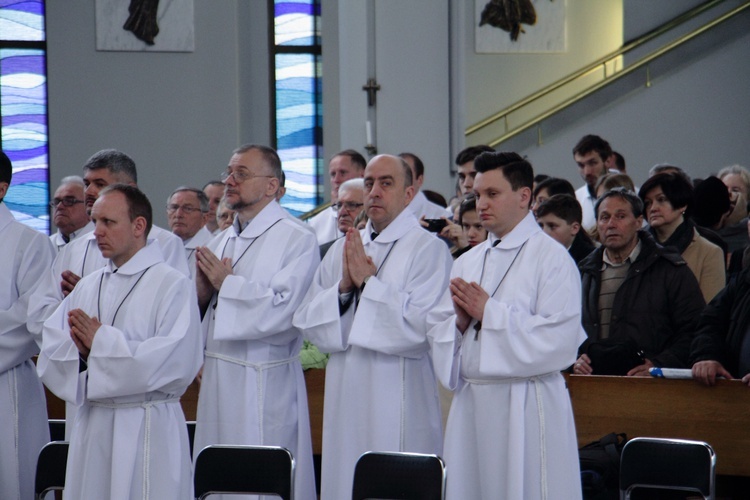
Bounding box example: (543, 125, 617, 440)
(45, 369, 328, 456)
(567, 374, 750, 477)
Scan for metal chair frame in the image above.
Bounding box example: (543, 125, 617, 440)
(351, 451, 446, 500)
(193, 444, 295, 500)
(619, 437, 716, 500)
(34, 441, 69, 500)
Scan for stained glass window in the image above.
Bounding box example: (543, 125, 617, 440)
(273, 0, 322, 217)
(1, 0, 48, 232)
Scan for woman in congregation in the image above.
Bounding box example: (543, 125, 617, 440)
(639, 172, 726, 302)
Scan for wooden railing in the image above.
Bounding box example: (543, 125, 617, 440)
(567, 374, 750, 476)
(47, 371, 750, 476)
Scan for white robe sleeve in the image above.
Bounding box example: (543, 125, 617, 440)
(153, 231, 191, 277)
(293, 241, 355, 353)
(1, 230, 54, 370)
(212, 229, 320, 344)
(39, 274, 203, 402)
(296, 233, 452, 358)
(475, 252, 585, 378)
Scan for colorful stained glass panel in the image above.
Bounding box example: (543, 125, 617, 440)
(1, 47, 49, 232)
(274, 0, 320, 46)
(275, 52, 322, 216)
(0, 0, 45, 41)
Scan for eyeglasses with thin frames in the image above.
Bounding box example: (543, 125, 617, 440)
(220, 169, 275, 184)
(331, 201, 364, 212)
(166, 204, 204, 214)
(50, 197, 84, 208)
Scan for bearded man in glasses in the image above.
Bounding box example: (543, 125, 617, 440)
(193, 144, 319, 500)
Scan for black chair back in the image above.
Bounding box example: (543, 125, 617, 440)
(193, 445, 295, 500)
(351, 451, 446, 500)
(35, 441, 69, 500)
(619, 437, 716, 499)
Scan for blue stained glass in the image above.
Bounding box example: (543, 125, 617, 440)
(274, 0, 322, 218)
(0, 0, 45, 41)
(1, 42, 49, 233)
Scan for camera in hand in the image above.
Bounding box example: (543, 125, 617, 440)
(425, 218, 448, 233)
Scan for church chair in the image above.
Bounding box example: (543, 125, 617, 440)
(193, 445, 294, 500)
(619, 437, 716, 499)
(48, 419, 65, 442)
(351, 451, 446, 500)
(35, 441, 69, 500)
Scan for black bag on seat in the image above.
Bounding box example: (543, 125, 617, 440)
(579, 432, 628, 500)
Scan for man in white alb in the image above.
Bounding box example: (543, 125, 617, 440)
(49, 175, 93, 251)
(428, 151, 585, 499)
(399, 152, 448, 219)
(572, 134, 613, 232)
(167, 186, 213, 278)
(0, 150, 55, 500)
(294, 154, 452, 500)
(307, 149, 366, 245)
(38, 184, 202, 499)
(28, 149, 189, 336)
(193, 144, 319, 500)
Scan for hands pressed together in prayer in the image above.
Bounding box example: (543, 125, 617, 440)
(450, 278, 489, 334)
(339, 228, 376, 293)
(195, 247, 233, 311)
(68, 308, 101, 360)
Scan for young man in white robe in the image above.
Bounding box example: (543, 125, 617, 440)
(427, 152, 586, 500)
(0, 151, 55, 500)
(193, 144, 319, 500)
(28, 150, 190, 441)
(294, 154, 452, 500)
(28, 149, 189, 337)
(38, 184, 203, 500)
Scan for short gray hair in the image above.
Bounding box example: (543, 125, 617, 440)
(168, 186, 209, 212)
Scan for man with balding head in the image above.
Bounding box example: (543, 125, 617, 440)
(294, 154, 452, 500)
(50, 175, 93, 251)
(307, 149, 366, 245)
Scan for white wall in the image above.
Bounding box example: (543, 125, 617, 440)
(46, 1, 271, 229)
(500, 1, 750, 189)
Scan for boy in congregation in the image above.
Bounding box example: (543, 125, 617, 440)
(536, 194, 596, 264)
(428, 151, 585, 499)
(38, 184, 203, 499)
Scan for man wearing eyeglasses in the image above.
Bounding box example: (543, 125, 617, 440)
(193, 144, 319, 500)
(308, 149, 367, 245)
(167, 187, 213, 278)
(49, 175, 93, 251)
(319, 178, 365, 258)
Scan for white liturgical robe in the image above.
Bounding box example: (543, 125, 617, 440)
(38, 241, 203, 500)
(28, 224, 189, 337)
(427, 212, 586, 500)
(293, 208, 452, 500)
(407, 190, 447, 219)
(0, 203, 55, 500)
(49, 220, 94, 252)
(182, 225, 214, 278)
(307, 205, 340, 245)
(193, 200, 319, 500)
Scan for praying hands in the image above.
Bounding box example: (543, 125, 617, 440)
(68, 308, 101, 360)
(450, 277, 489, 334)
(339, 228, 376, 293)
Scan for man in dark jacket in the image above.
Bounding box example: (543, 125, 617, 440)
(573, 188, 705, 376)
(691, 267, 750, 386)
